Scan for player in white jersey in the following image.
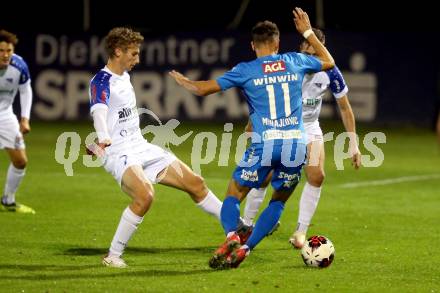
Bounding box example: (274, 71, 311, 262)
(242, 28, 361, 248)
(87, 28, 223, 268)
(0, 30, 34, 214)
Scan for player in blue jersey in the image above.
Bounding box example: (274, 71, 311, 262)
(242, 28, 362, 249)
(0, 30, 34, 214)
(169, 8, 335, 269)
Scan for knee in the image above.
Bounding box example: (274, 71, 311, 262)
(12, 157, 27, 169)
(308, 170, 325, 187)
(133, 185, 154, 213)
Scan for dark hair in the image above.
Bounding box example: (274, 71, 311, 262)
(302, 28, 325, 46)
(0, 30, 18, 45)
(105, 27, 144, 58)
(251, 21, 280, 44)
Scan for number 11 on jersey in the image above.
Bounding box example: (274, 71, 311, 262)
(266, 83, 291, 120)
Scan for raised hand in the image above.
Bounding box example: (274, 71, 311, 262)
(292, 7, 312, 35)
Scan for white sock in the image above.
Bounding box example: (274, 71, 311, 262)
(243, 188, 267, 226)
(3, 164, 26, 205)
(109, 207, 143, 257)
(196, 190, 222, 220)
(297, 182, 322, 233)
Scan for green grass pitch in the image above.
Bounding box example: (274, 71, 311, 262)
(1, 121, 439, 292)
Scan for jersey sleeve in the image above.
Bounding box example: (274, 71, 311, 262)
(19, 62, 31, 85)
(10, 55, 31, 84)
(325, 65, 348, 99)
(297, 53, 322, 73)
(89, 72, 111, 112)
(285, 52, 322, 74)
(92, 107, 111, 142)
(216, 64, 246, 91)
(11, 56, 31, 84)
(18, 81, 33, 119)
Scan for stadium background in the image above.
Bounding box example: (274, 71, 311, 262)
(2, 0, 440, 127)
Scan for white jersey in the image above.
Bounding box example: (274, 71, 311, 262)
(89, 66, 145, 155)
(302, 65, 348, 123)
(0, 54, 31, 122)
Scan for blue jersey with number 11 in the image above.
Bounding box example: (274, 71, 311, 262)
(217, 52, 321, 145)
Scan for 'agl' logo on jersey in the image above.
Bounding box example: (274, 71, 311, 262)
(262, 61, 286, 73)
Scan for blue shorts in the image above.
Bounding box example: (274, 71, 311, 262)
(232, 142, 307, 192)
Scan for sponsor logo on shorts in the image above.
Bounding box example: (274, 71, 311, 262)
(240, 169, 258, 182)
(278, 171, 299, 188)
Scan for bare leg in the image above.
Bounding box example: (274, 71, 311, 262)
(104, 165, 154, 267)
(158, 159, 222, 219)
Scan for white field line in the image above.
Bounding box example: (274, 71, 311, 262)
(24, 173, 440, 189)
(338, 174, 440, 189)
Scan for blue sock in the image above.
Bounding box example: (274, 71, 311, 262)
(246, 200, 285, 250)
(220, 196, 241, 234)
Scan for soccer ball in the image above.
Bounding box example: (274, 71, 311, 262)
(301, 235, 335, 268)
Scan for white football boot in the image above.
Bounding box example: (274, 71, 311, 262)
(289, 231, 306, 249)
(102, 254, 128, 268)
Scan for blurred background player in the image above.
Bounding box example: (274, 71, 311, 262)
(170, 7, 335, 269)
(0, 30, 34, 214)
(436, 109, 440, 146)
(436, 110, 440, 145)
(88, 27, 223, 268)
(242, 28, 361, 249)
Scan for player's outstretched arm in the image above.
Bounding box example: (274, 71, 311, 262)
(293, 7, 335, 71)
(337, 95, 361, 169)
(169, 70, 221, 96)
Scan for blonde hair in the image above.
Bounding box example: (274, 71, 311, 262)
(105, 27, 144, 58)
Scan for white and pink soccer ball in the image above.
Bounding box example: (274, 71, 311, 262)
(301, 235, 335, 268)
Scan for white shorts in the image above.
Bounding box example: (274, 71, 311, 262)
(0, 116, 25, 150)
(103, 142, 177, 186)
(304, 121, 323, 144)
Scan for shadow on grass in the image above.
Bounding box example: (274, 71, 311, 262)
(0, 264, 101, 272)
(61, 245, 289, 256)
(62, 246, 216, 256)
(0, 246, 221, 280)
(0, 245, 296, 281)
(0, 265, 218, 281)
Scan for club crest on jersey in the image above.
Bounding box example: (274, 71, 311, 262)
(262, 61, 286, 74)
